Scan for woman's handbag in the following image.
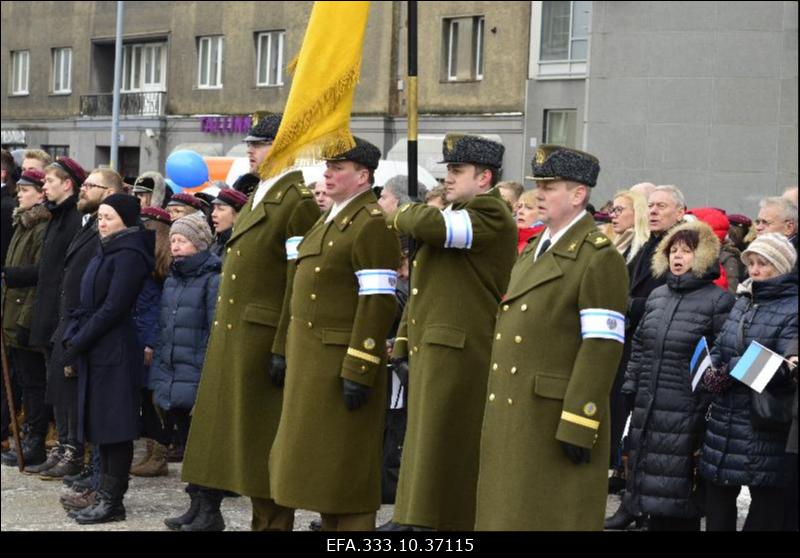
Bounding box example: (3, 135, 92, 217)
(750, 383, 794, 432)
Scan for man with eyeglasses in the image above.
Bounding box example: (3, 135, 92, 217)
(1, 156, 86, 470)
(755, 196, 797, 240)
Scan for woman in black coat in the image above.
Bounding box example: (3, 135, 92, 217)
(699, 233, 798, 531)
(62, 194, 154, 525)
(619, 221, 735, 530)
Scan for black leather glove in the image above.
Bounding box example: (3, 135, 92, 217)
(269, 354, 287, 387)
(343, 379, 371, 411)
(561, 441, 591, 465)
(623, 391, 636, 412)
(16, 327, 30, 348)
(391, 357, 409, 388)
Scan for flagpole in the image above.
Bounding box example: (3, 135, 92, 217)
(407, 0, 418, 199)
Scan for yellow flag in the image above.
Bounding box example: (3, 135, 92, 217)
(259, 1, 370, 179)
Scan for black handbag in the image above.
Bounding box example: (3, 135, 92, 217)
(750, 385, 794, 432)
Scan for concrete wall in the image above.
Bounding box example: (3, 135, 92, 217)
(586, 1, 798, 214)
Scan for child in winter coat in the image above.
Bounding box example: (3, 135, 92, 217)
(148, 212, 220, 465)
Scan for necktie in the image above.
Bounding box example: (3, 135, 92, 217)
(536, 238, 551, 260)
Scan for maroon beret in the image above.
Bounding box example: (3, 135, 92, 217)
(141, 206, 172, 226)
(212, 188, 249, 212)
(17, 169, 46, 189)
(52, 156, 87, 186)
(166, 193, 207, 210)
(728, 213, 752, 227)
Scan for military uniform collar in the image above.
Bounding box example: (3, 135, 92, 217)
(252, 169, 304, 207)
(543, 212, 597, 260)
(330, 188, 378, 231)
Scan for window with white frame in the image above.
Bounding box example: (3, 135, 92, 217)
(544, 109, 577, 148)
(530, 1, 591, 79)
(443, 16, 485, 82)
(198, 36, 224, 89)
(11, 50, 30, 95)
(52, 48, 72, 94)
(256, 31, 285, 87)
(122, 43, 167, 92)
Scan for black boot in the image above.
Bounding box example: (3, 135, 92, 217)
(164, 485, 201, 531)
(73, 475, 127, 525)
(376, 520, 428, 532)
(181, 489, 225, 531)
(604, 505, 638, 530)
(25, 443, 63, 474)
(1, 435, 46, 467)
(40, 444, 82, 479)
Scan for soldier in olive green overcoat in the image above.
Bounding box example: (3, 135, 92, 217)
(181, 115, 320, 531)
(384, 135, 517, 531)
(474, 145, 629, 531)
(269, 138, 401, 532)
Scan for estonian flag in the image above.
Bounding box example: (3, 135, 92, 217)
(689, 337, 712, 392)
(730, 341, 785, 393)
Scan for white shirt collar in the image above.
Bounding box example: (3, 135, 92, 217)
(325, 188, 370, 223)
(536, 210, 588, 259)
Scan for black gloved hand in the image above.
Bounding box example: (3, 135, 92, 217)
(391, 357, 409, 388)
(269, 354, 287, 387)
(561, 441, 591, 465)
(343, 379, 371, 411)
(623, 391, 636, 412)
(16, 327, 30, 348)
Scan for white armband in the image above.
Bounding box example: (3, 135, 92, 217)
(442, 209, 473, 249)
(579, 309, 625, 343)
(355, 269, 398, 296)
(285, 236, 302, 260)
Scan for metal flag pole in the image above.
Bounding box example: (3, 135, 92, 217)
(407, 0, 418, 200)
(110, 1, 124, 171)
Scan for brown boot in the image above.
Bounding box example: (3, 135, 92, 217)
(129, 439, 154, 474)
(61, 488, 97, 512)
(131, 441, 168, 477)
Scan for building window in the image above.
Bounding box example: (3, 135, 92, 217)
(42, 145, 70, 160)
(198, 36, 224, 89)
(443, 16, 485, 82)
(544, 109, 577, 148)
(256, 31, 285, 87)
(122, 43, 167, 92)
(530, 1, 591, 79)
(11, 50, 30, 95)
(52, 48, 72, 94)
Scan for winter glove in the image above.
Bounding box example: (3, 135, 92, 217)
(269, 354, 287, 388)
(15, 327, 30, 348)
(391, 357, 409, 388)
(342, 379, 371, 411)
(623, 391, 636, 413)
(561, 441, 591, 465)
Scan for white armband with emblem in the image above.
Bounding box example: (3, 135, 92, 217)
(355, 269, 398, 296)
(285, 236, 303, 260)
(579, 309, 625, 343)
(442, 209, 473, 249)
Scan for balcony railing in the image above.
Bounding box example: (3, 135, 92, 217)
(80, 91, 166, 117)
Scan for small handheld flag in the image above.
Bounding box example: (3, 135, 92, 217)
(730, 341, 785, 393)
(689, 336, 712, 392)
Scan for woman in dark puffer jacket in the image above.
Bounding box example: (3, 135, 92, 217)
(619, 221, 735, 531)
(699, 233, 798, 531)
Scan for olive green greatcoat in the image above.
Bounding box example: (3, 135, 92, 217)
(389, 187, 517, 530)
(475, 212, 629, 531)
(2, 204, 50, 348)
(269, 189, 400, 515)
(181, 171, 320, 498)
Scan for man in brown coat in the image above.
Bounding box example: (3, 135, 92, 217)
(475, 145, 629, 530)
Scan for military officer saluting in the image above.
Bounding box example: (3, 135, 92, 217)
(179, 114, 320, 531)
(269, 138, 401, 531)
(474, 145, 629, 531)
(380, 134, 518, 531)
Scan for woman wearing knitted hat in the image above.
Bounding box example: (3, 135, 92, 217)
(210, 189, 248, 260)
(148, 212, 225, 531)
(61, 193, 155, 524)
(699, 232, 798, 531)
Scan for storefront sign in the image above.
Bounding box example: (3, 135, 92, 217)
(201, 116, 252, 135)
(1, 130, 26, 145)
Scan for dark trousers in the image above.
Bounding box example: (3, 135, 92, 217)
(382, 408, 407, 504)
(705, 482, 785, 531)
(98, 440, 134, 479)
(9, 347, 48, 438)
(47, 348, 82, 453)
(140, 388, 170, 446)
(648, 515, 701, 531)
(164, 408, 192, 449)
(784, 454, 798, 531)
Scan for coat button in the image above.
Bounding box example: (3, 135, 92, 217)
(521, 304, 528, 312)
(310, 294, 317, 300)
(214, 321, 218, 326)
(237, 250, 241, 256)
(411, 319, 416, 325)
(502, 304, 509, 312)
(328, 241, 334, 247)
(413, 260, 418, 268)
(515, 335, 522, 344)
(412, 288, 418, 295)
(231, 274, 237, 280)
(510, 366, 517, 375)
(227, 324, 232, 330)
(496, 333, 502, 340)
(229, 299, 234, 304)
(361, 365, 367, 371)
(227, 248, 231, 254)
(413, 346, 419, 353)
(315, 267, 321, 273)
(489, 393, 495, 402)
(492, 363, 498, 370)
(217, 296, 221, 302)
(507, 398, 513, 405)
(307, 322, 313, 328)
(16, 298, 22, 303)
